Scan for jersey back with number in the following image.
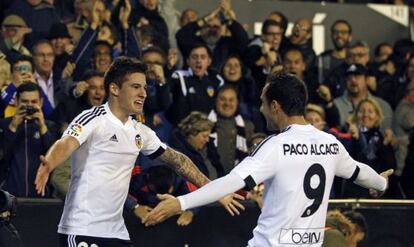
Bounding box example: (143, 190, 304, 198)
(231, 124, 357, 247)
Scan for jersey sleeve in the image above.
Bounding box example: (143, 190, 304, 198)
(230, 137, 279, 189)
(334, 141, 360, 179)
(62, 109, 100, 145)
(139, 124, 167, 159)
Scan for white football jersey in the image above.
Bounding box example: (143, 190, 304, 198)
(58, 103, 166, 240)
(231, 124, 359, 247)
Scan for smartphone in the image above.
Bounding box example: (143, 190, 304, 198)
(219, 11, 226, 24)
(17, 64, 31, 73)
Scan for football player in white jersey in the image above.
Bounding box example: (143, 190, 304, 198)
(34, 56, 244, 247)
(143, 73, 393, 247)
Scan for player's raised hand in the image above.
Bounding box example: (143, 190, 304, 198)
(218, 193, 245, 216)
(143, 194, 181, 226)
(369, 169, 394, 198)
(35, 155, 51, 196)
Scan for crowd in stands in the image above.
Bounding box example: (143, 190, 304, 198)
(0, 0, 414, 228)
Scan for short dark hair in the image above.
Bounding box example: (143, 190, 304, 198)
(82, 70, 105, 81)
(265, 73, 308, 116)
(103, 56, 147, 95)
(94, 40, 113, 57)
(331, 19, 352, 34)
(268, 11, 288, 32)
(11, 55, 34, 73)
(343, 210, 368, 234)
(220, 54, 247, 76)
(189, 43, 212, 58)
(16, 83, 42, 100)
(283, 48, 304, 61)
(32, 39, 53, 55)
(217, 84, 239, 99)
(374, 42, 392, 57)
(147, 165, 176, 194)
(261, 19, 282, 35)
(142, 45, 167, 62)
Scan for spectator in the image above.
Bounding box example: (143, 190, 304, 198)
(47, 23, 74, 76)
(179, 8, 198, 27)
(324, 41, 370, 99)
(140, 46, 172, 130)
(32, 39, 66, 109)
(207, 85, 254, 174)
(71, 0, 141, 80)
(374, 42, 393, 64)
(169, 111, 223, 179)
(66, 0, 93, 44)
(401, 127, 414, 198)
(0, 83, 57, 197)
(317, 20, 352, 83)
(126, 162, 197, 226)
(0, 14, 32, 63)
(176, 1, 249, 70)
(393, 80, 414, 176)
(0, 52, 11, 89)
(53, 70, 105, 134)
(265, 11, 289, 54)
(288, 18, 316, 70)
(244, 19, 283, 92)
(220, 54, 257, 119)
(283, 48, 320, 104)
(377, 55, 414, 109)
(166, 44, 224, 126)
(333, 64, 393, 132)
(342, 211, 368, 247)
(135, 24, 169, 54)
(128, 0, 169, 42)
(5, 0, 61, 48)
(341, 98, 396, 198)
(323, 210, 355, 247)
(1, 55, 54, 119)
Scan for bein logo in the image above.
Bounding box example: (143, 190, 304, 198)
(279, 228, 324, 244)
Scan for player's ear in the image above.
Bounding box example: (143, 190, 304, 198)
(109, 82, 119, 96)
(271, 100, 280, 112)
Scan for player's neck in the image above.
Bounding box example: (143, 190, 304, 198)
(108, 99, 130, 124)
(279, 116, 307, 130)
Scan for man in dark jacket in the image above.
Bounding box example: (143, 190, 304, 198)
(0, 83, 57, 197)
(176, 5, 248, 71)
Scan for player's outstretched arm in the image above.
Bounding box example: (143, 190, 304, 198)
(35, 136, 80, 196)
(369, 169, 394, 198)
(157, 147, 245, 216)
(159, 147, 244, 216)
(144, 172, 246, 226)
(143, 194, 181, 226)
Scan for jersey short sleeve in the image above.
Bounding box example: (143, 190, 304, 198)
(62, 107, 103, 145)
(137, 123, 167, 159)
(231, 136, 279, 188)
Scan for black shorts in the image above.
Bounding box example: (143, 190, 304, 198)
(59, 233, 134, 247)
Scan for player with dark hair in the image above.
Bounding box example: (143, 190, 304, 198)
(144, 73, 393, 247)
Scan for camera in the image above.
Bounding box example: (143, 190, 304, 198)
(23, 105, 39, 115)
(0, 190, 16, 217)
(16, 64, 31, 74)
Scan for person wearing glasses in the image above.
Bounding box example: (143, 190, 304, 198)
(317, 20, 353, 83)
(288, 18, 316, 71)
(244, 19, 284, 93)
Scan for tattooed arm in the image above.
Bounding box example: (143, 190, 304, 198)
(157, 147, 210, 187)
(156, 147, 245, 217)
